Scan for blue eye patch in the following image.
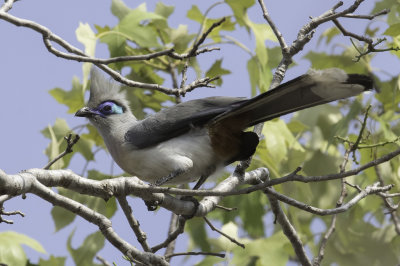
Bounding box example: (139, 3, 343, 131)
(96, 101, 124, 117)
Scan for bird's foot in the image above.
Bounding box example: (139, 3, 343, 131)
(180, 196, 199, 219)
(144, 199, 160, 211)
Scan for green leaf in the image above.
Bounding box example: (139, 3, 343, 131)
(248, 21, 276, 65)
(384, 22, 400, 36)
(96, 24, 127, 58)
(39, 255, 67, 266)
(187, 5, 235, 42)
(262, 119, 305, 163)
(238, 191, 265, 237)
(375, 76, 400, 112)
(225, 0, 255, 28)
(41, 119, 74, 168)
(205, 59, 231, 86)
(76, 23, 96, 57)
(74, 133, 95, 161)
(0, 231, 46, 266)
(41, 118, 70, 141)
(51, 186, 117, 231)
(328, 100, 363, 145)
(155, 2, 174, 18)
(111, 0, 130, 20)
(168, 25, 195, 53)
(247, 56, 259, 95)
(116, 3, 165, 48)
(187, 5, 203, 23)
(52, 205, 76, 232)
(186, 218, 210, 252)
(324, 216, 399, 265)
(210, 222, 243, 252)
(84, 124, 106, 148)
(76, 23, 96, 87)
(304, 51, 369, 73)
(48, 124, 63, 169)
(49, 77, 85, 114)
(67, 230, 105, 266)
(231, 231, 291, 266)
(317, 27, 340, 46)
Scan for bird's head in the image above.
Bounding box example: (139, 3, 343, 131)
(75, 68, 135, 131)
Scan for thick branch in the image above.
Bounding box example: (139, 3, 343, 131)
(7, 171, 168, 266)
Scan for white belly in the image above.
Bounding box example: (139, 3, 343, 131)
(112, 128, 221, 184)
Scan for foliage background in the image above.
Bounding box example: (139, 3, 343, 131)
(1, 0, 400, 265)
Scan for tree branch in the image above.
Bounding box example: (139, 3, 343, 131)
(151, 216, 186, 253)
(9, 171, 168, 266)
(163, 213, 179, 262)
(203, 217, 245, 249)
(266, 192, 312, 266)
(264, 182, 393, 216)
(0, 10, 220, 96)
(117, 196, 151, 252)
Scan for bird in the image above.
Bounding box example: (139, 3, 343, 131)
(75, 68, 372, 189)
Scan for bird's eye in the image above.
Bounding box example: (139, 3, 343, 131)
(102, 105, 112, 112)
(97, 101, 123, 116)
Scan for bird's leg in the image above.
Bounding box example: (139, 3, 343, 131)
(192, 174, 208, 190)
(193, 165, 216, 190)
(179, 174, 208, 219)
(145, 168, 188, 211)
(181, 166, 216, 218)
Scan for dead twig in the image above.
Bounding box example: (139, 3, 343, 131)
(43, 134, 80, 170)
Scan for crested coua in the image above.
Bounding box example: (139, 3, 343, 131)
(75, 68, 372, 189)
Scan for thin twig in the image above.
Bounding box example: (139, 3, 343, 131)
(151, 216, 186, 253)
(333, 17, 399, 61)
(95, 255, 112, 266)
(313, 136, 353, 265)
(264, 182, 393, 216)
(0, 207, 25, 224)
(188, 17, 226, 57)
(0, 11, 220, 96)
(257, 0, 288, 50)
(312, 214, 336, 266)
(266, 192, 312, 266)
(203, 217, 245, 249)
(375, 164, 400, 235)
(164, 213, 179, 262)
(179, 60, 189, 90)
(117, 197, 150, 252)
(43, 134, 80, 170)
(215, 205, 237, 211)
(165, 251, 225, 259)
(342, 9, 390, 19)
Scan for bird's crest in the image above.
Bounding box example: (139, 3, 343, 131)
(88, 68, 130, 109)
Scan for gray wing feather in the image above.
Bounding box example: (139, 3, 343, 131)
(125, 97, 245, 148)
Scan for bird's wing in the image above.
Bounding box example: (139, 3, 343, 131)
(124, 97, 245, 148)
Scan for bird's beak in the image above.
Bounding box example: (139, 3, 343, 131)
(75, 107, 97, 117)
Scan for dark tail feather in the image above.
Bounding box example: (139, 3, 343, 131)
(213, 68, 373, 128)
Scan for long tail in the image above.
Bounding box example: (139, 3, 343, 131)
(213, 68, 373, 128)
